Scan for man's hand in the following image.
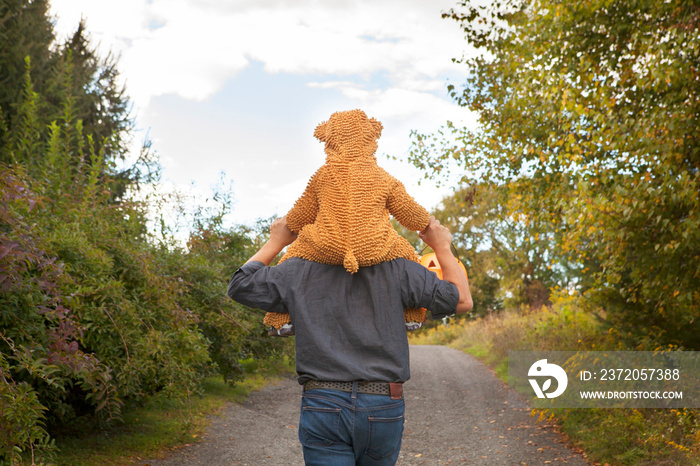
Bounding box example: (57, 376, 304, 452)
(245, 216, 297, 266)
(419, 216, 473, 314)
(418, 216, 452, 253)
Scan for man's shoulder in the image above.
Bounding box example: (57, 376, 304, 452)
(279, 257, 420, 275)
(275, 257, 346, 275)
(277, 257, 426, 277)
(368, 258, 426, 276)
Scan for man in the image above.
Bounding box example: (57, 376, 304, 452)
(228, 215, 472, 465)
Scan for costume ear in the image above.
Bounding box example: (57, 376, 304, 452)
(369, 117, 383, 139)
(314, 121, 328, 142)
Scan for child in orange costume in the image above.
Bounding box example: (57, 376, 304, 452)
(264, 109, 430, 336)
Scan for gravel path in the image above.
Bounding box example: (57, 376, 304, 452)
(144, 345, 589, 465)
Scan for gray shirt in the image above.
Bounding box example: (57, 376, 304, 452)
(228, 257, 459, 385)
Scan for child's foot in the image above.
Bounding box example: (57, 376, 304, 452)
(405, 321, 423, 331)
(268, 323, 295, 337)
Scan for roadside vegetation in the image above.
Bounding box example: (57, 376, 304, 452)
(406, 2, 699, 463)
(51, 355, 293, 466)
(0, 3, 291, 464)
(2, 0, 698, 465)
(409, 300, 700, 465)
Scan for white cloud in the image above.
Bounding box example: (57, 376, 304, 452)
(48, 0, 478, 225)
(50, 0, 150, 43)
(310, 83, 477, 128)
(308, 80, 358, 90)
(50, 0, 470, 106)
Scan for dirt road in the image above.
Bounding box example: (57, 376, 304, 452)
(145, 345, 589, 465)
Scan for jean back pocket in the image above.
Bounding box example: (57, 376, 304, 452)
(299, 406, 342, 447)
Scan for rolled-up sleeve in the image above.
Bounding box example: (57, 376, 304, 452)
(227, 261, 289, 313)
(401, 260, 459, 320)
(424, 281, 459, 319)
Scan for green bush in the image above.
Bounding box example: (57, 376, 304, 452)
(0, 165, 120, 463)
(410, 299, 700, 465)
(0, 353, 55, 465)
(0, 21, 289, 464)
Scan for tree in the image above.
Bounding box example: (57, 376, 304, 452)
(0, 4, 156, 194)
(0, 7, 285, 462)
(0, 0, 54, 151)
(0, 0, 54, 112)
(47, 20, 134, 165)
(432, 183, 574, 313)
(410, 0, 700, 347)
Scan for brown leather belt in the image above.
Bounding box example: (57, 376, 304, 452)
(304, 380, 403, 399)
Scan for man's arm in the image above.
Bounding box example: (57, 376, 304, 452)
(418, 216, 473, 314)
(227, 216, 296, 310)
(246, 216, 297, 266)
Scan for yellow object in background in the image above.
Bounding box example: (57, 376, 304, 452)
(419, 252, 468, 281)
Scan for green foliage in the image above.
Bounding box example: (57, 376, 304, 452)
(410, 295, 613, 365)
(0, 164, 120, 464)
(410, 0, 700, 348)
(0, 3, 156, 194)
(553, 408, 700, 465)
(0, 353, 55, 465)
(411, 301, 700, 465)
(0, 8, 289, 464)
(50, 21, 133, 164)
(0, 0, 54, 135)
(181, 225, 287, 384)
(432, 183, 579, 314)
(52, 359, 293, 466)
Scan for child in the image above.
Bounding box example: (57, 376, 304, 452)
(265, 109, 431, 336)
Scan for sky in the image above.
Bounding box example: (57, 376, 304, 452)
(49, 0, 478, 228)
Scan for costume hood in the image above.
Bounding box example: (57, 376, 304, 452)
(314, 109, 383, 163)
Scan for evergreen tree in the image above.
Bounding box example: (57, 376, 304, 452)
(0, 0, 54, 154)
(1, 4, 154, 193)
(48, 20, 133, 165)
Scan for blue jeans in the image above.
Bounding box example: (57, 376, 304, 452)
(298, 385, 405, 465)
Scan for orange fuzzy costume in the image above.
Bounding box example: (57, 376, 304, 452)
(263, 109, 430, 330)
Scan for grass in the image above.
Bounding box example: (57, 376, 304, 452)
(50, 355, 294, 466)
(410, 297, 700, 466)
(554, 408, 700, 466)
